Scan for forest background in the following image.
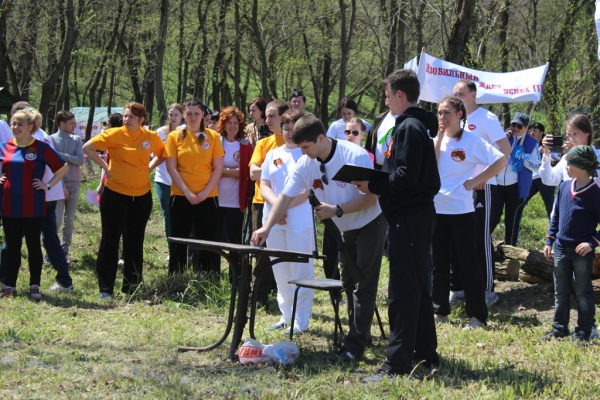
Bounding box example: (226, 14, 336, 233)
(0, 0, 598, 140)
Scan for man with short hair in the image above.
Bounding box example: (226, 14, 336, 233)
(452, 79, 511, 306)
(354, 69, 440, 381)
(51, 110, 84, 257)
(0, 102, 74, 292)
(249, 100, 290, 304)
(289, 89, 307, 111)
(252, 114, 386, 362)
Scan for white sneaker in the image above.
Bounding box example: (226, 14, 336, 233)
(463, 317, 485, 331)
(485, 292, 499, 306)
(434, 315, 449, 324)
(48, 282, 74, 292)
(449, 290, 465, 304)
(118, 259, 125, 266)
(99, 292, 113, 301)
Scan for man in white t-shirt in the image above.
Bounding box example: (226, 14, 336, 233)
(453, 79, 511, 306)
(365, 95, 398, 171)
(252, 114, 386, 363)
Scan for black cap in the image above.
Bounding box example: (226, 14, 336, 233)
(530, 122, 545, 132)
(290, 88, 304, 100)
(204, 106, 213, 115)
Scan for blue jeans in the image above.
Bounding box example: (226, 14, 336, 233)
(155, 182, 171, 251)
(552, 243, 596, 337)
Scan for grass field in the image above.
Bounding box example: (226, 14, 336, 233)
(1, 173, 599, 399)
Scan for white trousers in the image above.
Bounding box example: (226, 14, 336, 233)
(267, 226, 315, 331)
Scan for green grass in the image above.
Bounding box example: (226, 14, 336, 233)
(1, 174, 599, 399)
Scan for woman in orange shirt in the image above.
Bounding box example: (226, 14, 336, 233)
(165, 98, 224, 276)
(83, 103, 164, 300)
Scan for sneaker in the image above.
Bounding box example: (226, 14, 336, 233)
(485, 292, 499, 306)
(463, 317, 485, 331)
(361, 370, 397, 383)
(29, 285, 43, 302)
(284, 326, 304, 335)
(434, 315, 449, 324)
(541, 330, 569, 340)
(591, 325, 599, 340)
(0, 286, 16, 298)
(449, 290, 465, 304)
(117, 259, 125, 266)
(323, 347, 362, 363)
(99, 292, 113, 301)
(572, 331, 590, 346)
(43, 255, 52, 266)
(265, 322, 287, 332)
(48, 282, 74, 292)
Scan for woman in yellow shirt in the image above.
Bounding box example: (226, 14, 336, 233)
(165, 98, 224, 276)
(83, 102, 164, 300)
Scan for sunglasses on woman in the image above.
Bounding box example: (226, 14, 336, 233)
(344, 130, 362, 136)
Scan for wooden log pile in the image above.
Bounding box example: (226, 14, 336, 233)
(493, 241, 600, 303)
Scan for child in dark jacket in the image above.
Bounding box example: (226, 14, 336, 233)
(543, 145, 600, 345)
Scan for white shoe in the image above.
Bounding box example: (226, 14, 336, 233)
(99, 292, 113, 301)
(463, 317, 485, 331)
(485, 292, 499, 306)
(449, 290, 465, 304)
(117, 259, 125, 266)
(434, 315, 449, 324)
(48, 282, 74, 292)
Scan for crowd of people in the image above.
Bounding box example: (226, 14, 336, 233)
(0, 69, 599, 382)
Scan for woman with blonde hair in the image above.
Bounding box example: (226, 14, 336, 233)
(83, 102, 164, 300)
(0, 108, 68, 301)
(155, 103, 184, 254)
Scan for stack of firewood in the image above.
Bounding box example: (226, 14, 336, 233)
(493, 241, 600, 303)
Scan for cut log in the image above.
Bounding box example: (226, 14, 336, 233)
(506, 259, 520, 281)
(494, 244, 553, 282)
(593, 279, 600, 304)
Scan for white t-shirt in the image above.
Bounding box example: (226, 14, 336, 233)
(32, 129, 65, 202)
(326, 118, 371, 141)
(374, 112, 397, 165)
(154, 126, 172, 186)
(540, 146, 600, 187)
(464, 107, 506, 185)
(0, 120, 12, 142)
(218, 139, 241, 208)
(282, 139, 381, 232)
(434, 131, 504, 214)
(261, 146, 312, 231)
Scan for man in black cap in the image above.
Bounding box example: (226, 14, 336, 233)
(290, 89, 307, 111)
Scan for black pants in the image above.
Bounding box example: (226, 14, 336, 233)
(524, 177, 556, 219)
(451, 184, 496, 294)
(491, 183, 526, 246)
(340, 213, 386, 356)
(251, 202, 276, 295)
(0, 216, 44, 287)
(322, 224, 341, 280)
(216, 206, 245, 278)
(382, 204, 439, 375)
(432, 213, 488, 321)
(96, 187, 153, 295)
(169, 195, 220, 275)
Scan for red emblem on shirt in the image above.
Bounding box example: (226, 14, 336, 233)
(312, 179, 325, 190)
(451, 149, 466, 162)
(273, 157, 283, 167)
(336, 181, 347, 188)
(468, 124, 476, 130)
(233, 151, 240, 162)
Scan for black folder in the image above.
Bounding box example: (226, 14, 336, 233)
(332, 164, 390, 183)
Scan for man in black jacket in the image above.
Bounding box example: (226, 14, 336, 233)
(354, 69, 441, 382)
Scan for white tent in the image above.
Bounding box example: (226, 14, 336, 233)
(70, 107, 124, 139)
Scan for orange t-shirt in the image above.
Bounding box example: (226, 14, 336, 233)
(90, 126, 164, 196)
(249, 134, 285, 204)
(164, 128, 225, 197)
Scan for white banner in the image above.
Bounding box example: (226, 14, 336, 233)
(416, 52, 548, 104)
(403, 56, 419, 73)
(596, 0, 600, 60)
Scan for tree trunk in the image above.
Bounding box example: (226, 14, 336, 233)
(542, 0, 585, 134)
(585, 0, 600, 133)
(251, 0, 270, 100)
(107, 61, 116, 115)
(337, 0, 356, 103)
(444, 0, 476, 65)
(377, 0, 398, 112)
(18, 0, 41, 101)
(154, 0, 169, 127)
(498, 0, 511, 127)
(211, 0, 230, 111)
(176, 0, 185, 102)
(233, 0, 242, 109)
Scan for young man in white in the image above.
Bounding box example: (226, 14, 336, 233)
(252, 114, 386, 362)
(51, 110, 84, 258)
(452, 79, 511, 306)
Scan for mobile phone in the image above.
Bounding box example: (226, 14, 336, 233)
(546, 135, 564, 153)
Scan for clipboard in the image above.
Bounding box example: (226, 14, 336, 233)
(332, 164, 390, 183)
